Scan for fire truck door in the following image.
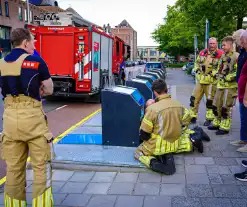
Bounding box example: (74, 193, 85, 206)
(92, 32, 100, 90)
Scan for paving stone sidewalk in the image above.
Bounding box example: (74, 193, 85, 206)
(0, 70, 246, 207)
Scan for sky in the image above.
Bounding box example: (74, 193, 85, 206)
(57, 0, 177, 46)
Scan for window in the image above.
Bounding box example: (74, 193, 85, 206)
(0, 27, 5, 39)
(0, 0, 2, 15)
(5, 1, 9, 17)
(4, 27, 10, 39)
(24, 9, 27, 22)
(150, 50, 157, 57)
(0, 26, 10, 39)
(30, 10, 33, 23)
(19, 7, 23, 21)
(143, 49, 148, 57)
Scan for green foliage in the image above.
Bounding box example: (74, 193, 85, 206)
(153, 0, 247, 56)
(166, 63, 186, 68)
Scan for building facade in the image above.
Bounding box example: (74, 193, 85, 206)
(137, 46, 167, 62)
(0, 0, 51, 56)
(111, 20, 137, 61)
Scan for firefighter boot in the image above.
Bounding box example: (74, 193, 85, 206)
(216, 107, 230, 135)
(208, 105, 220, 130)
(190, 131, 204, 153)
(193, 126, 211, 142)
(150, 157, 176, 175)
(189, 96, 197, 124)
(159, 153, 176, 175)
(204, 99, 214, 126)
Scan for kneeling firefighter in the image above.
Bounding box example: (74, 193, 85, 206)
(0, 28, 54, 206)
(208, 36, 239, 135)
(134, 79, 209, 175)
(189, 37, 224, 125)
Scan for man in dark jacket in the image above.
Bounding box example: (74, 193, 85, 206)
(236, 48, 247, 82)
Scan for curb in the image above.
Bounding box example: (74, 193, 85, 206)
(27, 161, 150, 173)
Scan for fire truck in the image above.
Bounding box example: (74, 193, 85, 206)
(112, 36, 130, 82)
(28, 12, 130, 100)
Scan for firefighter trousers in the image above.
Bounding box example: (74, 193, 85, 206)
(134, 129, 193, 168)
(190, 83, 216, 121)
(1, 95, 55, 207)
(212, 88, 237, 131)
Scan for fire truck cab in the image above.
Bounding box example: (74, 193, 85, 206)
(28, 12, 114, 100)
(112, 36, 130, 84)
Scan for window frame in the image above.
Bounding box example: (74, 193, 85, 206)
(24, 9, 28, 22)
(4, 1, 9, 17)
(0, 0, 2, 16)
(30, 10, 33, 23)
(18, 6, 23, 21)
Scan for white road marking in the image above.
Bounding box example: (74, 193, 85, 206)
(55, 105, 68, 111)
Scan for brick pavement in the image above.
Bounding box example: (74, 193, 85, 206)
(0, 69, 246, 207)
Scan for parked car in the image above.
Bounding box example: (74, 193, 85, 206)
(144, 61, 167, 76)
(183, 62, 194, 71)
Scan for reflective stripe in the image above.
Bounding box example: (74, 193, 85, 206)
(212, 118, 220, 127)
(208, 84, 213, 99)
(144, 133, 190, 155)
(189, 109, 197, 118)
(206, 109, 214, 121)
(220, 118, 232, 131)
(4, 193, 27, 207)
(32, 187, 53, 207)
(175, 130, 192, 153)
(223, 89, 229, 107)
(138, 155, 155, 167)
(143, 117, 153, 128)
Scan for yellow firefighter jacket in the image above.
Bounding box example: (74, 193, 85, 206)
(140, 94, 192, 144)
(216, 51, 239, 89)
(194, 49, 224, 84)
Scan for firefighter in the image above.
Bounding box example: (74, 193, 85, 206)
(134, 79, 204, 175)
(190, 37, 224, 126)
(0, 28, 54, 206)
(208, 36, 239, 135)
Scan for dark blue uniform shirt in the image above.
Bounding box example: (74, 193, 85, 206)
(237, 48, 247, 83)
(0, 48, 50, 101)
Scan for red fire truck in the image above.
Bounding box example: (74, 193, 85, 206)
(28, 12, 130, 100)
(112, 36, 130, 79)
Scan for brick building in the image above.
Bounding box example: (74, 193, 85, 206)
(111, 20, 137, 61)
(0, 0, 101, 57)
(0, 0, 49, 56)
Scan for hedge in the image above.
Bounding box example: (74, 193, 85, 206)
(165, 63, 186, 68)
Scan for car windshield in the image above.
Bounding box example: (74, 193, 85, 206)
(146, 63, 162, 69)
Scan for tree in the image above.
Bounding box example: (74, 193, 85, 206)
(152, 5, 197, 56)
(153, 0, 247, 57)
